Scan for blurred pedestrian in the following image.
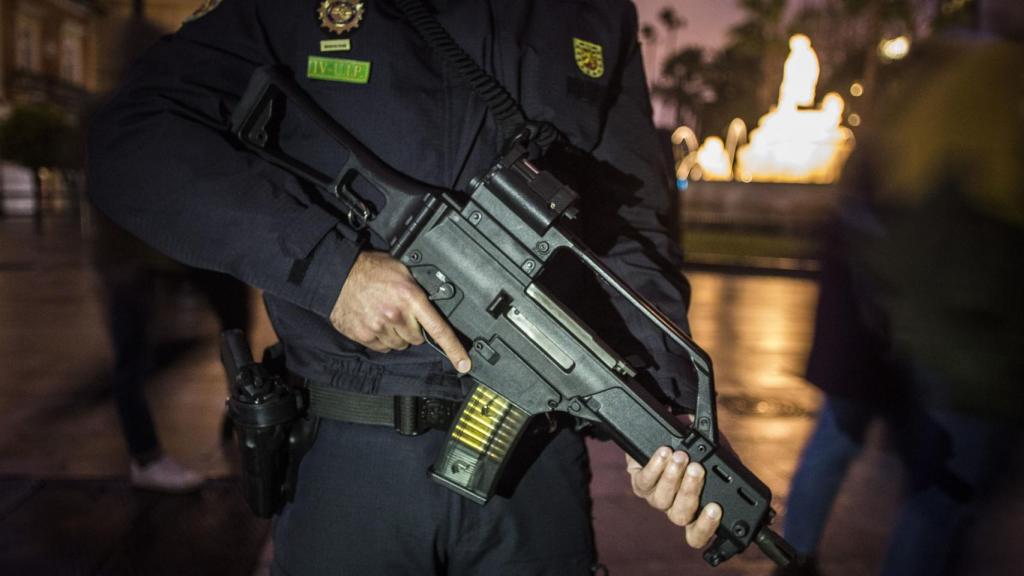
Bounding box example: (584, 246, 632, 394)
(774, 206, 916, 576)
(88, 13, 251, 493)
(93, 211, 200, 492)
(778, 1, 1024, 574)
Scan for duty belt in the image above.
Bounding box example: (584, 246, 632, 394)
(303, 381, 459, 436)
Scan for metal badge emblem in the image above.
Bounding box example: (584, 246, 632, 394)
(573, 37, 604, 79)
(184, 0, 223, 23)
(318, 1, 365, 35)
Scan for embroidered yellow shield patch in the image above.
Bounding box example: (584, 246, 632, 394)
(573, 37, 604, 79)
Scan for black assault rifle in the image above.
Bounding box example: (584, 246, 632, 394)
(229, 66, 795, 567)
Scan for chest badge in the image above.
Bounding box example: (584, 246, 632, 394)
(573, 37, 604, 79)
(318, 1, 365, 35)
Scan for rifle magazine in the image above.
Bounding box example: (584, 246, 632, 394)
(429, 383, 529, 504)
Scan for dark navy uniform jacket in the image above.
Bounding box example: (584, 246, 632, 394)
(89, 0, 696, 409)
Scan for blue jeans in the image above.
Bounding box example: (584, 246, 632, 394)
(784, 397, 872, 557)
(784, 396, 1009, 575)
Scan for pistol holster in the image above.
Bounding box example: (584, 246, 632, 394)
(223, 336, 318, 518)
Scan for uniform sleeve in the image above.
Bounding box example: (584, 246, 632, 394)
(588, 4, 697, 410)
(87, 0, 358, 319)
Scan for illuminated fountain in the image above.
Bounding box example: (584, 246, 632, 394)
(673, 119, 747, 182)
(676, 34, 855, 185)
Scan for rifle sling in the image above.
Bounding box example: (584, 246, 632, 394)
(395, 0, 559, 153)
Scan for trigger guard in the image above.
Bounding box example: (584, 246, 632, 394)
(421, 328, 443, 356)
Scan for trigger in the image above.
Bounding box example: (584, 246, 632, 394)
(421, 328, 444, 355)
(420, 328, 472, 359)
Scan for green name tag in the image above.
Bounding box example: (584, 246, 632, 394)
(319, 39, 351, 52)
(307, 56, 371, 84)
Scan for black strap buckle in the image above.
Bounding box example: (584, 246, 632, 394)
(394, 396, 457, 436)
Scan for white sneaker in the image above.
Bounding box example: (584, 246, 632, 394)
(130, 455, 205, 493)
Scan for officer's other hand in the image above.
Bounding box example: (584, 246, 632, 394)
(329, 250, 471, 373)
(625, 448, 722, 549)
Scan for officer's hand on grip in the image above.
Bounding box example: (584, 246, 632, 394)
(330, 250, 472, 373)
(626, 447, 723, 549)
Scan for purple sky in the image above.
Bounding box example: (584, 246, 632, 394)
(634, 0, 745, 53)
(633, 0, 745, 126)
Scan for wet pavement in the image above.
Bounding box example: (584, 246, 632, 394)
(1, 215, 1021, 575)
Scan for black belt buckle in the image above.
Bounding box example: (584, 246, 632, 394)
(394, 396, 456, 436)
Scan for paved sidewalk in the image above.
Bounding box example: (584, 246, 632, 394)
(0, 477, 268, 575)
(1, 217, 1021, 575)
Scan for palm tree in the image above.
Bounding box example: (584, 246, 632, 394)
(652, 46, 709, 130)
(786, 0, 917, 117)
(657, 6, 687, 56)
(702, 44, 762, 133)
(640, 23, 660, 87)
(731, 0, 789, 113)
(695, 0, 931, 137)
(841, 0, 915, 115)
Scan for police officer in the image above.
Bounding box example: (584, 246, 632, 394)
(89, 0, 722, 573)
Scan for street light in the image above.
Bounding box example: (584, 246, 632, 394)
(879, 35, 911, 62)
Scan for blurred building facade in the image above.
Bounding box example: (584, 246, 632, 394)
(0, 0, 102, 117)
(0, 0, 195, 217)
(0, 0, 196, 118)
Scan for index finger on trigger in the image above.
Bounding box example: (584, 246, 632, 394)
(411, 296, 471, 373)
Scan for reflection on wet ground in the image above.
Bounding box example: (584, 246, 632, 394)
(689, 269, 822, 495)
(0, 219, 822, 481)
(588, 268, 825, 576)
(2, 218, 1021, 576)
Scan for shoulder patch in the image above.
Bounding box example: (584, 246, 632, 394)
(573, 37, 604, 79)
(184, 0, 224, 23)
